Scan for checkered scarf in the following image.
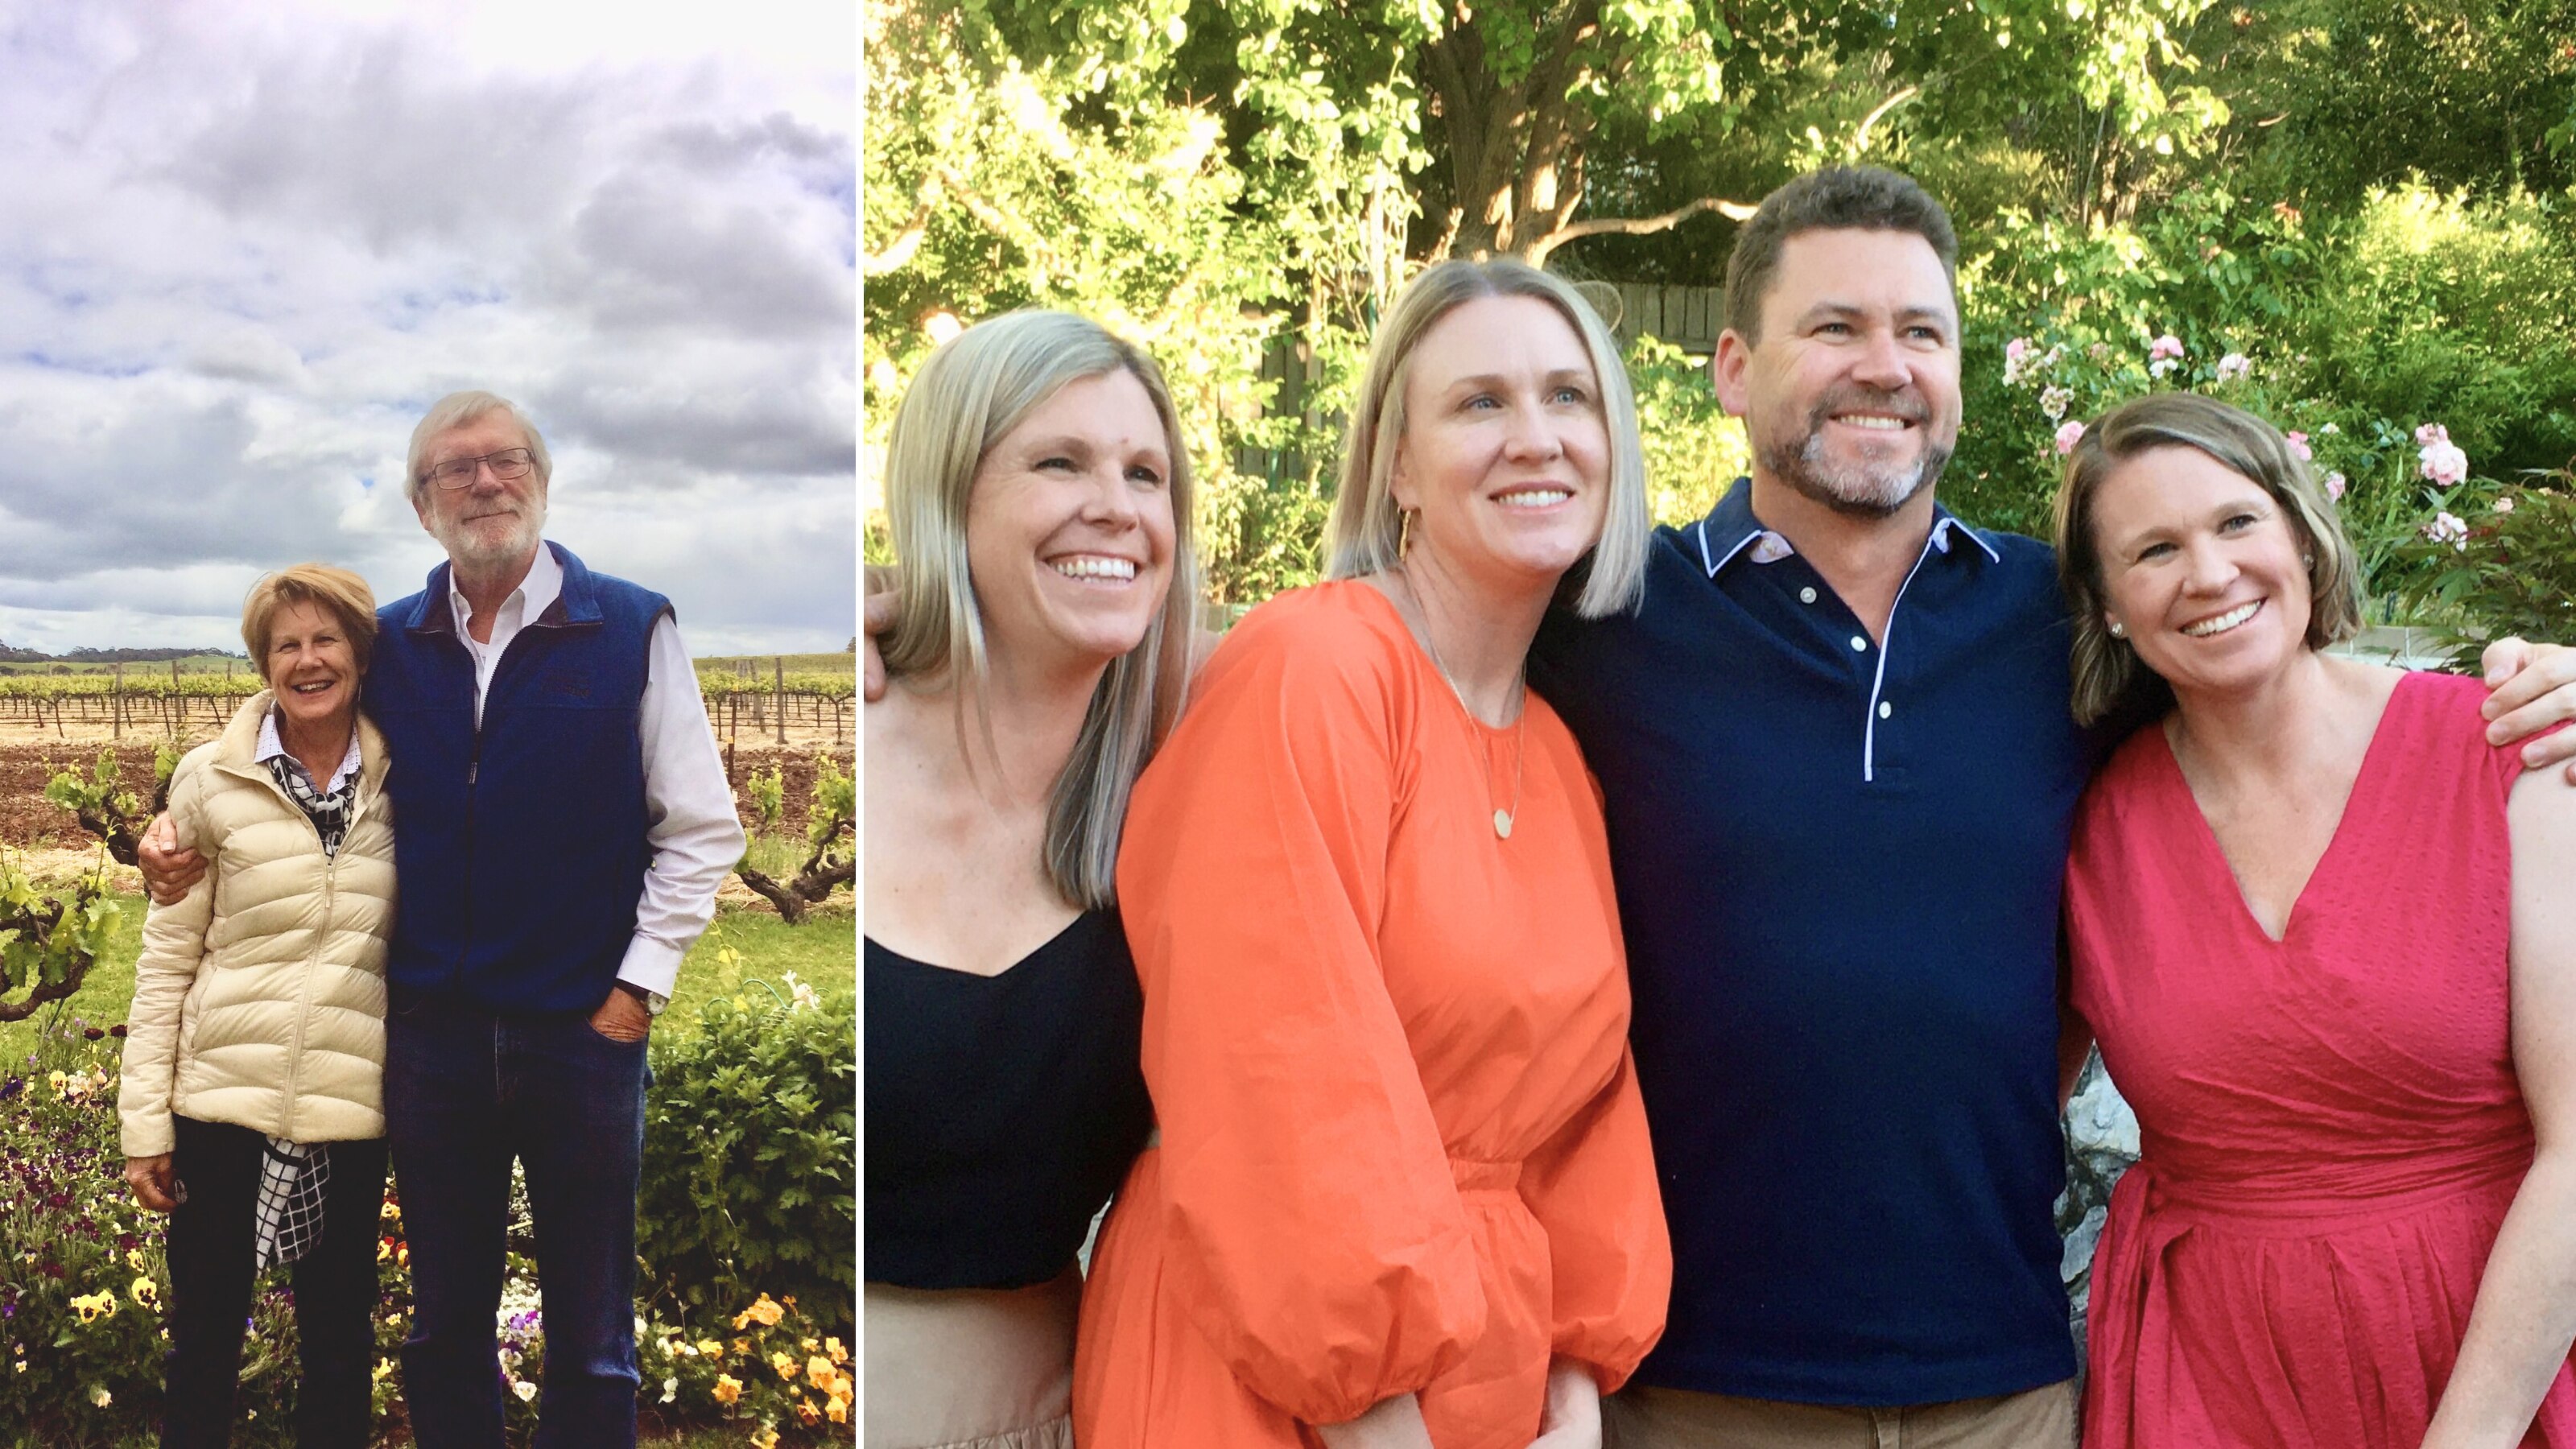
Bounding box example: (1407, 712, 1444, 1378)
(265, 752, 357, 857)
(252, 1137, 330, 1270)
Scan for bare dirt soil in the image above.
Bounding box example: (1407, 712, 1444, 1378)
(0, 736, 853, 880)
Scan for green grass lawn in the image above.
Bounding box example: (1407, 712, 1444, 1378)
(0, 894, 853, 1066)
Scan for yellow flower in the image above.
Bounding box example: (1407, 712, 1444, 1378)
(89, 1385, 113, 1407)
(696, 1338, 724, 1360)
(130, 1275, 157, 1307)
(732, 1293, 785, 1330)
(125, 1249, 146, 1271)
(806, 1356, 834, 1389)
(824, 1335, 848, 1364)
(711, 1374, 742, 1406)
(794, 1398, 821, 1426)
(825, 1395, 847, 1424)
(799, 1335, 818, 1352)
(732, 1337, 751, 1356)
(770, 1349, 797, 1381)
(750, 1426, 779, 1449)
(69, 1290, 118, 1323)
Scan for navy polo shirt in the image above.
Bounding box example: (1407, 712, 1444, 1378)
(1529, 478, 2098, 1406)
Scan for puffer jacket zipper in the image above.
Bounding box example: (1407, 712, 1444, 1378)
(221, 745, 379, 1143)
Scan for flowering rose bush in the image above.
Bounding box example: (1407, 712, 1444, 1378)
(1949, 178, 2576, 627)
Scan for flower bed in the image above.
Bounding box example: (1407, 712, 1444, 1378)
(0, 985, 852, 1447)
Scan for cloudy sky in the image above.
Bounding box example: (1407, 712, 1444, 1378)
(0, 0, 855, 657)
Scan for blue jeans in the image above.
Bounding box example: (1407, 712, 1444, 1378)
(386, 990, 648, 1449)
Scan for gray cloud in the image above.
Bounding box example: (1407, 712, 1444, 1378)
(0, 0, 852, 654)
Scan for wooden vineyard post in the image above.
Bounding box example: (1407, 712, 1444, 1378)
(113, 662, 123, 739)
(774, 657, 787, 745)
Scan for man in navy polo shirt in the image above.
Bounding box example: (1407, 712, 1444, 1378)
(1538, 169, 2576, 1447)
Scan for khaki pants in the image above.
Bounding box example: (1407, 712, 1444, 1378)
(1603, 1378, 2077, 1449)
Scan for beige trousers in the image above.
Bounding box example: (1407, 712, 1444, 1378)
(863, 1271, 1081, 1449)
(1603, 1378, 2078, 1449)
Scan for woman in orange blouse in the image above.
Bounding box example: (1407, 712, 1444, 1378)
(1073, 259, 1671, 1449)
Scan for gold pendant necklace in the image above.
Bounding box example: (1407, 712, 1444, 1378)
(1406, 585, 1527, 840)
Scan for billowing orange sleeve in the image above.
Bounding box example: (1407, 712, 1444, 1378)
(1516, 1044, 1671, 1391)
(1114, 601, 1488, 1427)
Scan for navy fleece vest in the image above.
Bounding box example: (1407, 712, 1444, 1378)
(368, 543, 669, 1015)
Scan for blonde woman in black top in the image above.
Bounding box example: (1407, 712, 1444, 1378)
(863, 309, 1195, 1447)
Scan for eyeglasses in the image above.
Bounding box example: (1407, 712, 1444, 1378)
(425, 448, 535, 489)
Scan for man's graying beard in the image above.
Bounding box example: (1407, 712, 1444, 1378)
(1759, 387, 1953, 518)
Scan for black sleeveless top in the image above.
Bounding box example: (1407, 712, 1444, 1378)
(864, 910, 1154, 1290)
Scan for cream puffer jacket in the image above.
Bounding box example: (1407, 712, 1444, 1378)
(117, 691, 397, 1158)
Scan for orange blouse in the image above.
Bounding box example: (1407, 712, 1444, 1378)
(1073, 580, 1670, 1449)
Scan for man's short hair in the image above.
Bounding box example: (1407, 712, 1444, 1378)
(242, 564, 381, 679)
(405, 391, 553, 506)
(1724, 167, 1959, 344)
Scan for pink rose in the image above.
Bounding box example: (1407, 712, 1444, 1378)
(2414, 422, 2450, 448)
(2054, 420, 2087, 456)
(2324, 471, 2347, 502)
(2149, 334, 2185, 361)
(2494, 496, 2516, 514)
(2419, 440, 2469, 486)
(2005, 337, 2031, 364)
(2285, 431, 2311, 460)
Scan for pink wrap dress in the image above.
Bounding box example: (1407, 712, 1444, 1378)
(2064, 670, 2576, 1448)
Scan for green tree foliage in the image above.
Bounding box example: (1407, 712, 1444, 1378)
(867, 0, 2576, 634)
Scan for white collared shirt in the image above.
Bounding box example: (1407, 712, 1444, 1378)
(255, 708, 364, 795)
(446, 543, 747, 998)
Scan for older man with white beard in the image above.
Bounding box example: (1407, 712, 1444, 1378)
(144, 391, 744, 1449)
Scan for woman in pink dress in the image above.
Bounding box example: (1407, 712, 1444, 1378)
(2053, 392, 2576, 1449)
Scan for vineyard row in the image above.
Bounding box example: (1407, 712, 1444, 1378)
(0, 674, 854, 742)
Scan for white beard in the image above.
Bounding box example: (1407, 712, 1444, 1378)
(436, 493, 548, 570)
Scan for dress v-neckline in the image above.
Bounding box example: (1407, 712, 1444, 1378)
(2151, 671, 2416, 947)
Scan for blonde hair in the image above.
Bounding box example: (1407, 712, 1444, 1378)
(406, 391, 552, 506)
(2054, 392, 2363, 728)
(879, 309, 1199, 910)
(242, 564, 381, 679)
(1323, 258, 1649, 617)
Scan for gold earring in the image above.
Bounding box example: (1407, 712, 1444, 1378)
(1398, 507, 1415, 558)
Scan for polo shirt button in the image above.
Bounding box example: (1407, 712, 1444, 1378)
(1849, 635, 1868, 652)
(1799, 587, 1818, 604)
(1879, 700, 1894, 719)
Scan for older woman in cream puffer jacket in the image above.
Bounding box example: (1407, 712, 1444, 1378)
(118, 564, 399, 1449)
(118, 701, 397, 1156)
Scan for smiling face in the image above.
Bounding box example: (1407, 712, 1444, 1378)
(411, 410, 549, 571)
(264, 598, 361, 736)
(2090, 444, 2316, 699)
(963, 368, 1177, 678)
(1715, 227, 1961, 518)
(1389, 294, 1612, 593)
